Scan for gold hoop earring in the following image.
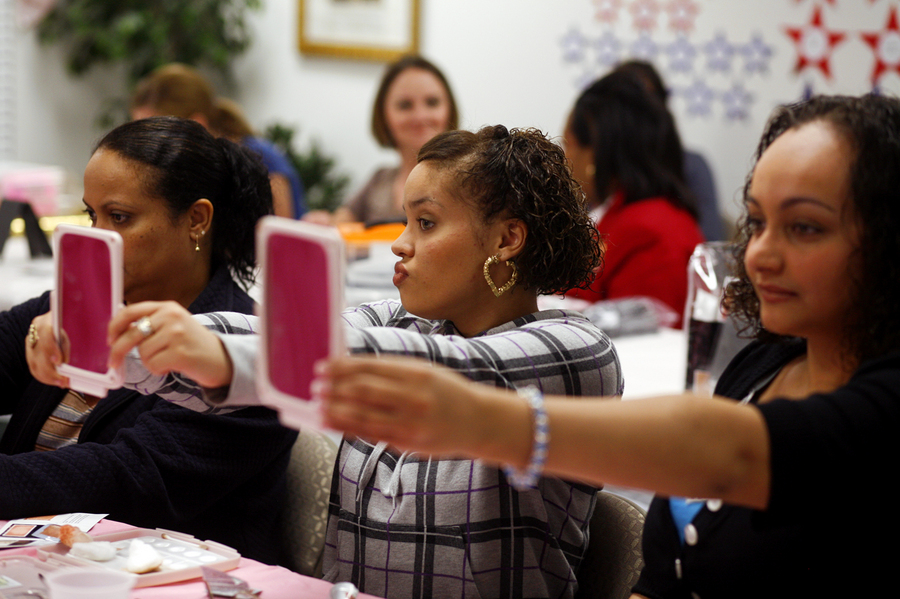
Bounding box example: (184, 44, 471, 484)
(483, 254, 519, 297)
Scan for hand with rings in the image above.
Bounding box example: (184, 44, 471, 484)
(132, 316, 155, 338)
(25, 312, 70, 388)
(108, 301, 235, 389)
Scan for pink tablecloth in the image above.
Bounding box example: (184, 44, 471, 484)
(0, 520, 372, 598)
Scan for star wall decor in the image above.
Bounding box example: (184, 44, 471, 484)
(666, 34, 698, 72)
(784, 5, 846, 79)
(721, 82, 754, 120)
(665, 0, 699, 34)
(630, 0, 661, 32)
(680, 79, 716, 116)
(703, 32, 736, 72)
(594, 29, 624, 67)
(630, 31, 661, 60)
(861, 6, 900, 85)
(740, 33, 774, 74)
(593, 0, 624, 24)
(560, 27, 589, 63)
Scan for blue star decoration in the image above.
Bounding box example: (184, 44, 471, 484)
(560, 27, 589, 63)
(630, 31, 660, 61)
(740, 33, 773, 75)
(721, 82, 754, 121)
(703, 32, 735, 73)
(593, 30, 624, 67)
(680, 79, 716, 117)
(666, 35, 697, 73)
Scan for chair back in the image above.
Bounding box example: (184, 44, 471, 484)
(575, 490, 646, 599)
(280, 428, 339, 577)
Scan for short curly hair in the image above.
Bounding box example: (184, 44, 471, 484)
(726, 94, 900, 364)
(417, 125, 602, 295)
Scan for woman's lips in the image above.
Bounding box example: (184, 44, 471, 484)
(755, 283, 796, 303)
(393, 262, 408, 287)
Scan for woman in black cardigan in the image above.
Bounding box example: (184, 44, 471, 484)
(316, 94, 900, 597)
(2, 117, 296, 564)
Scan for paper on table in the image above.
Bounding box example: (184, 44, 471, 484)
(0, 512, 107, 548)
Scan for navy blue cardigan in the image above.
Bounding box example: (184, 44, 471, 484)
(0, 268, 297, 564)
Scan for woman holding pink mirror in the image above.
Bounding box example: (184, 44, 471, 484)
(107, 125, 622, 598)
(8, 116, 296, 565)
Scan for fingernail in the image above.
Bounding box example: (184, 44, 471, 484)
(314, 360, 329, 375)
(310, 377, 330, 399)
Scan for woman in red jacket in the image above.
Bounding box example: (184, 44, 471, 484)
(564, 70, 704, 317)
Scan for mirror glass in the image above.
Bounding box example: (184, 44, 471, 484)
(58, 233, 113, 373)
(265, 234, 331, 400)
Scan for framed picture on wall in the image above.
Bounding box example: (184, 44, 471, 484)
(298, 0, 420, 61)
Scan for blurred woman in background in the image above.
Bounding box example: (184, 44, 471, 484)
(325, 55, 459, 226)
(563, 70, 704, 317)
(131, 63, 306, 218)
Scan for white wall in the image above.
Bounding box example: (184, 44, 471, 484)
(13, 0, 900, 224)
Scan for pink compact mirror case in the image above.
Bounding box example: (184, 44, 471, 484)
(51, 224, 124, 397)
(256, 217, 345, 431)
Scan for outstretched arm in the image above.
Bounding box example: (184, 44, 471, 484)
(316, 355, 772, 510)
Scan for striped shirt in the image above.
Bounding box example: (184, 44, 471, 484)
(35, 390, 98, 451)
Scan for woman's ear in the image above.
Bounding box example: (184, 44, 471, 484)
(496, 218, 528, 261)
(188, 199, 214, 237)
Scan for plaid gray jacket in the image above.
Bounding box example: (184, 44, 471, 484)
(324, 301, 623, 599)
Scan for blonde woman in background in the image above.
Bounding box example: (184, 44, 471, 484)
(131, 63, 306, 218)
(312, 55, 458, 226)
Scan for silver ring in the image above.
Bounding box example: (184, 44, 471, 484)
(134, 316, 154, 338)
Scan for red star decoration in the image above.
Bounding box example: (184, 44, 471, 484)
(784, 6, 846, 79)
(861, 7, 900, 85)
(630, 0, 661, 32)
(665, 0, 699, 34)
(593, 0, 623, 24)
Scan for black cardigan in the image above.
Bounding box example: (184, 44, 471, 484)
(0, 268, 297, 564)
(634, 339, 900, 598)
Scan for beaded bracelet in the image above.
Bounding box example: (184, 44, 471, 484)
(503, 385, 550, 490)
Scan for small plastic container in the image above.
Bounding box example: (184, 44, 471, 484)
(43, 568, 135, 599)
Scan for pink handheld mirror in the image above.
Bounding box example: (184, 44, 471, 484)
(256, 217, 345, 431)
(52, 224, 124, 396)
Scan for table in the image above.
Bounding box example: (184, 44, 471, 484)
(0, 520, 378, 598)
(613, 328, 686, 400)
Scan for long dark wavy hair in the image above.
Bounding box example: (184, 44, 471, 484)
(726, 94, 900, 365)
(568, 70, 696, 216)
(95, 116, 273, 288)
(417, 125, 602, 295)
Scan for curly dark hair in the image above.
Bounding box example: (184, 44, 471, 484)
(94, 116, 273, 288)
(416, 125, 602, 295)
(726, 94, 900, 364)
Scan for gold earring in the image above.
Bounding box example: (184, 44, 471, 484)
(483, 254, 519, 297)
(194, 232, 201, 252)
